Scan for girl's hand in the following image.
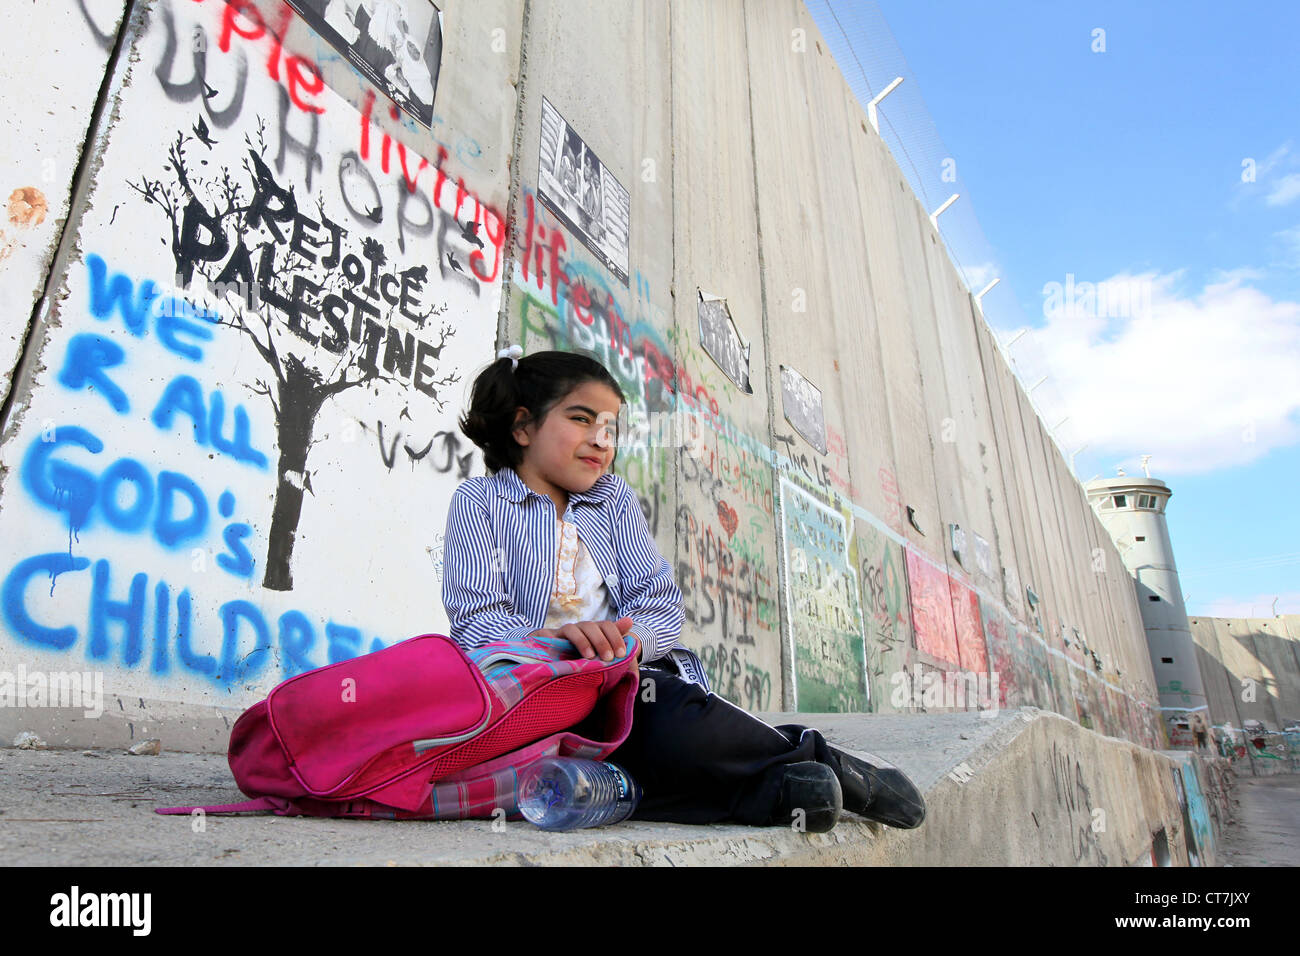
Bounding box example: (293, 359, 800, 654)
(532, 616, 635, 663)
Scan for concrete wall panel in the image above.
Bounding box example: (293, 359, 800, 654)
(970, 319, 1031, 626)
(670, 0, 780, 708)
(851, 131, 938, 554)
(744, 0, 869, 710)
(918, 235, 992, 578)
(980, 328, 1035, 623)
(947, 299, 1010, 600)
(1191, 615, 1300, 736)
(1047, 433, 1101, 725)
(994, 344, 1053, 631)
(897, 207, 962, 569)
(0, 0, 509, 748)
(1215, 619, 1275, 729)
(1189, 617, 1240, 730)
(0, 2, 129, 409)
(1014, 387, 1072, 681)
(1251, 618, 1300, 725)
(501, 0, 678, 575)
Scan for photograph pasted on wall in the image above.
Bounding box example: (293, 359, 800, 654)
(697, 291, 752, 394)
(779, 477, 867, 712)
(287, 0, 442, 127)
(779, 363, 827, 455)
(537, 96, 631, 286)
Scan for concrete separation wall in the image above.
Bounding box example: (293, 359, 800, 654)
(1189, 614, 1300, 775)
(3, 0, 1166, 762)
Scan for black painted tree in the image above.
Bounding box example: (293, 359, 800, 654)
(130, 124, 459, 591)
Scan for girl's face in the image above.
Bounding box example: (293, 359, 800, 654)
(513, 381, 621, 512)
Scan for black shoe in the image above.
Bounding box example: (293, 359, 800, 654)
(829, 746, 926, 829)
(769, 761, 842, 833)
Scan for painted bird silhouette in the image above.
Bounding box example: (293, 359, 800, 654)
(365, 204, 382, 224)
(459, 218, 484, 249)
(193, 116, 217, 148)
(203, 81, 219, 100)
(401, 264, 428, 285)
(399, 404, 412, 422)
(446, 252, 465, 275)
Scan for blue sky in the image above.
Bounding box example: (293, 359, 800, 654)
(810, 1, 1300, 617)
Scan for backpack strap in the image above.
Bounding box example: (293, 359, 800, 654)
(154, 797, 290, 815)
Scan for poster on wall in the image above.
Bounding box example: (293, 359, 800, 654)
(779, 478, 868, 711)
(537, 97, 630, 286)
(286, 0, 442, 127)
(856, 522, 913, 709)
(780, 364, 827, 455)
(904, 548, 960, 666)
(697, 291, 752, 393)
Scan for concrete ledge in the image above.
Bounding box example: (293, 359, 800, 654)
(0, 709, 1231, 866)
(1, 696, 240, 755)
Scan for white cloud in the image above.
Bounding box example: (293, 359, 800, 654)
(959, 261, 999, 294)
(1266, 173, 1300, 207)
(1209, 266, 1266, 283)
(1001, 271, 1300, 474)
(1234, 142, 1300, 211)
(1257, 142, 1291, 177)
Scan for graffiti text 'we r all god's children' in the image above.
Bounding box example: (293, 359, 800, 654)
(5, 250, 394, 687)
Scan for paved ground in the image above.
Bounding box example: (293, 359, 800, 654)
(0, 710, 1008, 866)
(4, 709, 1263, 867)
(1218, 772, 1300, 867)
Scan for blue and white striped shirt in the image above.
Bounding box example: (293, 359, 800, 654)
(441, 468, 685, 662)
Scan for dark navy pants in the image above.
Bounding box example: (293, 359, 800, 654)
(608, 666, 840, 825)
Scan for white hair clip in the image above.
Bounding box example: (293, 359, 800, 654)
(496, 344, 523, 370)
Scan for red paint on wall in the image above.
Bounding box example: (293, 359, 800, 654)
(950, 576, 988, 676)
(905, 548, 960, 666)
(219, 0, 325, 114)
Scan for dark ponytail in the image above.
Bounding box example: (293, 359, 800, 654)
(459, 349, 626, 473)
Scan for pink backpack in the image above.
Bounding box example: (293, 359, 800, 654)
(157, 632, 640, 820)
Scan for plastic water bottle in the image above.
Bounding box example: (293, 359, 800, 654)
(517, 757, 641, 830)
